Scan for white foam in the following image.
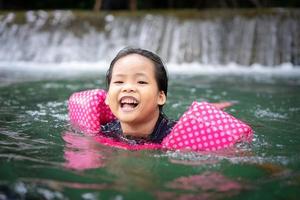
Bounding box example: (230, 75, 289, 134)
(167, 62, 300, 77)
(0, 61, 300, 77)
(254, 108, 288, 120)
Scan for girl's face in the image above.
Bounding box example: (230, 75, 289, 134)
(105, 54, 166, 127)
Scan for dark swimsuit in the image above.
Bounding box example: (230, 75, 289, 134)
(100, 113, 176, 145)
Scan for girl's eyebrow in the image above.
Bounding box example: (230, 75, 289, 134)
(135, 72, 148, 77)
(111, 73, 126, 78)
(113, 72, 148, 78)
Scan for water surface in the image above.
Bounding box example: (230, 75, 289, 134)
(0, 72, 300, 200)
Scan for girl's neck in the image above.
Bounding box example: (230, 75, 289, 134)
(120, 111, 160, 138)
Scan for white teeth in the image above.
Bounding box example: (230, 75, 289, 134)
(120, 97, 138, 104)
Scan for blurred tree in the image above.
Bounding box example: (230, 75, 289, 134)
(129, 0, 137, 11)
(94, 0, 102, 11)
(250, 0, 262, 7)
(101, 0, 128, 10)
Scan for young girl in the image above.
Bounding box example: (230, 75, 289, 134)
(101, 47, 176, 145)
(68, 47, 251, 150)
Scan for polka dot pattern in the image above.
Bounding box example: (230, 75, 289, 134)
(68, 90, 253, 151)
(162, 101, 253, 151)
(68, 89, 116, 134)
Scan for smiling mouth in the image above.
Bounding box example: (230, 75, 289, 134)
(120, 96, 139, 111)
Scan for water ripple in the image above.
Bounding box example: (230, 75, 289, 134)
(254, 107, 288, 120)
(0, 154, 61, 167)
(160, 146, 293, 167)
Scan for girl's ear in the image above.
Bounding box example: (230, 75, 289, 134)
(105, 95, 109, 105)
(157, 91, 166, 106)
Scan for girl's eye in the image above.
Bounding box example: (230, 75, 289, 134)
(138, 81, 148, 84)
(113, 81, 123, 84)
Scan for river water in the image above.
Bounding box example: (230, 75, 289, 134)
(0, 67, 300, 199)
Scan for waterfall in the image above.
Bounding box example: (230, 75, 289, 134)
(0, 9, 299, 66)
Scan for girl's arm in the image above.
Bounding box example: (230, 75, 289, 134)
(210, 102, 234, 110)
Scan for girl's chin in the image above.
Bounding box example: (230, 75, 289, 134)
(118, 118, 139, 125)
(117, 112, 138, 122)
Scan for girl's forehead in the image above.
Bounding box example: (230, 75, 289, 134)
(112, 54, 156, 76)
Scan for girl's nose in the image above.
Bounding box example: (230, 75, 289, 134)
(122, 83, 136, 92)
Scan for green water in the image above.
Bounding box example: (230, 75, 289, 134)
(0, 74, 300, 200)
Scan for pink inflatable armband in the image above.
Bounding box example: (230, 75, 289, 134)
(68, 89, 115, 134)
(68, 90, 253, 151)
(162, 102, 253, 151)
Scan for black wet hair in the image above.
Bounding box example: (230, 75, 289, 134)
(106, 47, 168, 110)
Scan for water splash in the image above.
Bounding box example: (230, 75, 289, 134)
(254, 108, 288, 120)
